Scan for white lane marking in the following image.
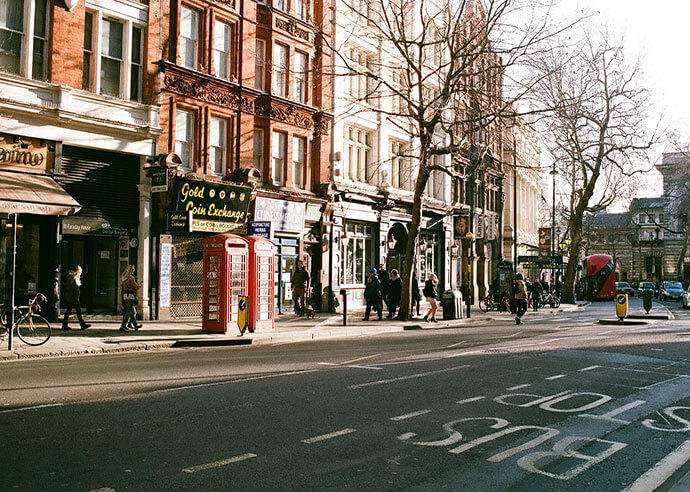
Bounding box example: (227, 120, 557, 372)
(88, 489, 116, 492)
(444, 350, 484, 359)
(488, 331, 524, 340)
(390, 410, 431, 421)
(546, 374, 566, 381)
(507, 384, 531, 391)
(398, 432, 417, 441)
(622, 438, 690, 492)
(376, 358, 442, 366)
(157, 369, 318, 393)
(580, 400, 647, 424)
(579, 365, 601, 372)
(302, 428, 356, 444)
(0, 403, 63, 414)
(341, 353, 382, 365)
(651, 348, 664, 352)
(446, 340, 467, 348)
(183, 453, 256, 473)
(597, 330, 613, 335)
(348, 365, 471, 390)
(457, 396, 485, 405)
(318, 362, 338, 366)
(346, 365, 382, 371)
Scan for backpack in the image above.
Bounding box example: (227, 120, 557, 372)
(512, 281, 520, 295)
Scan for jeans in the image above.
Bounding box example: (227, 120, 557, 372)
(121, 299, 137, 328)
(292, 287, 306, 315)
(62, 300, 86, 328)
(515, 299, 528, 319)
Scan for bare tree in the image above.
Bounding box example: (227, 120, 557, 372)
(530, 29, 657, 303)
(321, 0, 574, 319)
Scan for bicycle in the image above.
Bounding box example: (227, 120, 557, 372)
(479, 292, 511, 313)
(537, 290, 561, 309)
(0, 293, 52, 346)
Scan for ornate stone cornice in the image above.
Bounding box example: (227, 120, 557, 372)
(275, 18, 310, 41)
(214, 0, 235, 8)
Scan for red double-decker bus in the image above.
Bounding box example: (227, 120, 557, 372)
(577, 254, 616, 301)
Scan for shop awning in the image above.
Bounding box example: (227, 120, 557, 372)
(0, 171, 82, 216)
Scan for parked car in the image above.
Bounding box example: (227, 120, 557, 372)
(660, 280, 684, 301)
(636, 282, 656, 298)
(616, 282, 634, 296)
(682, 286, 690, 309)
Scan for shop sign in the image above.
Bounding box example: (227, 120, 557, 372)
(486, 215, 496, 241)
(250, 221, 272, 239)
(62, 218, 135, 236)
(160, 242, 172, 308)
(169, 211, 191, 232)
(151, 167, 168, 193)
(175, 177, 251, 225)
(254, 196, 305, 233)
(191, 217, 247, 234)
(0, 134, 50, 173)
(454, 215, 469, 238)
(539, 227, 551, 259)
(475, 214, 484, 239)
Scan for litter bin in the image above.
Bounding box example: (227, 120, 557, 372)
(442, 290, 463, 320)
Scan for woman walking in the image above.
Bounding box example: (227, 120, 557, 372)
(422, 273, 439, 323)
(61, 266, 91, 331)
(120, 265, 142, 332)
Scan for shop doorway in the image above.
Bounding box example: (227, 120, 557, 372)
(386, 223, 408, 274)
(61, 236, 118, 312)
(274, 238, 299, 313)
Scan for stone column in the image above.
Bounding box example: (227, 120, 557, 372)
(137, 183, 152, 319)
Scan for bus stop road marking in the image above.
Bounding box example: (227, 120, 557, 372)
(507, 384, 531, 391)
(390, 410, 431, 421)
(182, 453, 257, 473)
(622, 438, 690, 492)
(302, 428, 356, 444)
(348, 365, 471, 389)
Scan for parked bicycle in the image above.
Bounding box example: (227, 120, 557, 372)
(479, 292, 511, 313)
(0, 293, 52, 346)
(534, 290, 561, 309)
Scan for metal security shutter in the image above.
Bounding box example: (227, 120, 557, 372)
(60, 146, 139, 233)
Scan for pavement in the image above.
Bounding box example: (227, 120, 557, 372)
(0, 303, 586, 361)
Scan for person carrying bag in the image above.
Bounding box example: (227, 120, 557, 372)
(120, 265, 142, 332)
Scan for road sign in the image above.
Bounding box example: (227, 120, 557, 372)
(238, 295, 248, 335)
(150, 167, 168, 193)
(616, 293, 628, 320)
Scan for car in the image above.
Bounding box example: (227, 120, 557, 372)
(616, 282, 634, 296)
(682, 286, 690, 309)
(660, 280, 684, 301)
(636, 282, 656, 298)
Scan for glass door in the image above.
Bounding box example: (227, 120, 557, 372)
(275, 238, 299, 313)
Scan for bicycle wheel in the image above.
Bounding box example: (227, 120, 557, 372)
(479, 297, 491, 312)
(16, 315, 51, 346)
(552, 297, 561, 308)
(0, 306, 22, 328)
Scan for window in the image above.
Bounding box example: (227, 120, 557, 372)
(82, 12, 94, 90)
(346, 47, 375, 105)
(0, 0, 48, 79)
(214, 20, 233, 80)
(638, 213, 645, 224)
(343, 126, 372, 183)
(294, 51, 307, 103)
(391, 140, 412, 191)
(175, 109, 195, 171)
(253, 129, 264, 174)
(254, 39, 265, 91)
(180, 6, 198, 70)
(274, 0, 284, 10)
(292, 136, 306, 188)
(273, 43, 287, 97)
(130, 26, 142, 101)
(426, 155, 445, 200)
(209, 117, 226, 176)
(341, 222, 374, 285)
(271, 131, 286, 185)
(295, 0, 307, 20)
(100, 18, 124, 97)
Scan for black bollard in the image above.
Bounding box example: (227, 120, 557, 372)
(340, 288, 347, 326)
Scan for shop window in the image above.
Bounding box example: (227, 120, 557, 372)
(180, 6, 199, 70)
(255, 39, 266, 91)
(213, 20, 234, 81)
(418, 233, 437, 283)
(175, 108, 195, 170)
(294, 50, 307, 104)
(271, 131, 286, 185)
(209, 117, 227, 176)
(0, 0, 48, 79)
(341, 222, 374, 285)
(253, 128, 264, 175)
(292, 136, 306, 189)
(273, 43, 287, 97)
(343, 126, 373, 184)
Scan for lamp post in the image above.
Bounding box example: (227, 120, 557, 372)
(512, 131, 517, 274)
(550, 163, 557, 285)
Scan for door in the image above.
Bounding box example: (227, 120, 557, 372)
(274, 238, 299, 313)
(61, 238, 87, 308)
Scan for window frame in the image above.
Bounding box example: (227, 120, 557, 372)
(253, 128, 264, 175)
(213, 18, 235, 81)
(254, 38, 266, 91)
(292, 136, 307, 189)
(175, 107, 196, 171)
(272, 42, 288, 98)
(271, 131, 286, 186)
(179, 5, 199, 70)
(208, 116, 228, 176)
(343, 126, 372, 184)
(294, 50, 307, 104)
(0, 0, 50, 80)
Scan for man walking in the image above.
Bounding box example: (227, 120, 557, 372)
(363, 268, 383, 321)
(292, 260, 310, 316)
(513, 273, 528, 325)
(378, 263, 390, 313)
(387, 269, 402, 318)
(531, 278, 543, 311)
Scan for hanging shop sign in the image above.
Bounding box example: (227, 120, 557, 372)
(62, 218, 135, 236)
(175, 177, 251, 225)
(254, 196, 305, 234)
(169, 211, 191, 232)
(475, 214, 484, 239)
(0, 134, 51, 173)
(539, 227, 552, 259)
(151, 167, 168, 193)
(454, 214, 469, 238)
(250, 221, 272, 239)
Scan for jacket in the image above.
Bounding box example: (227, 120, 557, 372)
(412, 276, 421, 301)
(378, 269, 390, 293)
(423, 279, 438, 299)
(389, 277, 402, 305)
(63, 275, 80, 303)
(514, 280, 527, 300)
(364, 275, 382, 302)
(293, 268, 310, 289)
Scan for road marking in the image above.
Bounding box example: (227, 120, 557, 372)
(390, 410, 431, 421)
(318, 362, 338, 366)
(446, 340, 467, 348)
(302, 428, 356, 444)
(580, 400, 647, 424)
(346, 365, 382, 371)
(157, 369, 318, 393)
(88, 489, 116, 492)
(546, 374, 566, 381)
(397, 432, 417, 441)
(348, 365, 471, 389)
(457, 396, 485, 405)
(651, 348, 664, 352)
(579, 365, 600, 372)
(622, 438, 690, 492)
(488, 331, 524, 340)
(0, 403, 62, 414)
(507, 384, 531, 391)
(376, 358, 441, 366)
(182, 453, 256, 473)
(341, 353, 382, 365)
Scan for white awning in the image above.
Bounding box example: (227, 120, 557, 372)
(0, 171, 81, 216)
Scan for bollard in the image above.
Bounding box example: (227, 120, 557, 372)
(642, 290, 652, 313)
(615, 293, 628, 320)
(340, 288, 347, 326)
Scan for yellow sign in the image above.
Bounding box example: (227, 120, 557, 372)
(238, 295, 248, 335)
(616, 294, 628, 320)
(191, 217, 247, 234)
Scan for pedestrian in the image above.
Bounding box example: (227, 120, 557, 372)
(525, 278, 532, 308)
(531, 278, 543, 311)
(422, 273, 439, 323)
(387, 269, 402, 318)
(120, 265, 142, 332)
(412, 272, 422, 316)
(292, 260, 310, 316)
(541, 275, 550, 294)
(61, 266, 91, 331)
(513, 273, 528, 324)
(378, 263, 390, 312)
(363, 268, 383, 321)
(554, 275, 563, 299)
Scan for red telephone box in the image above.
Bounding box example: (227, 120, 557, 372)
(202, 234, 248, 333)
(243, 236, 276, 332)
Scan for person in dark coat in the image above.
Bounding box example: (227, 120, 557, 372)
(378, 263, 390, 312)
(61, 266, 90, 331)
(387, 269, 403, 318)
(422, 273, 439, 322)
(363, 268, 382, 321)
(412, 272, 421, 316)
(292, 260, 310, 316)
(531, 278, 543, 311)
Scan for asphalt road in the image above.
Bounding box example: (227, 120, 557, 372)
(2, 299, 690, 491)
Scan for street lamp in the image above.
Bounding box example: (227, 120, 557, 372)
(550, 163, 557, 285)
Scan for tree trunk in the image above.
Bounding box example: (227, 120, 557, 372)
(676, 230, 689, 281)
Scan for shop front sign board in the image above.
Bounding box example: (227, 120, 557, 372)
(254, 197, 305, 234)
(250, 221, 272, 239)
(174, 177, 251, 225)
(191, 217, 247, 235)
(62, 218, 135, 236)
(0, 134, 51, 173)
